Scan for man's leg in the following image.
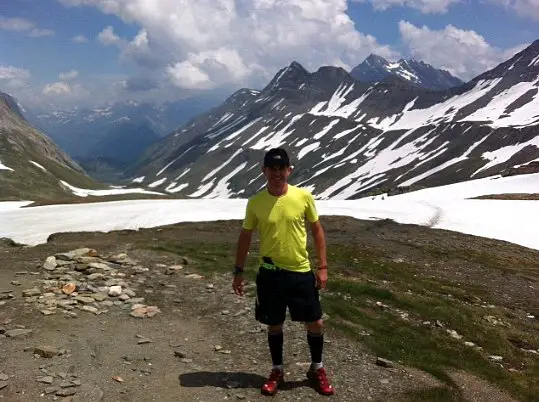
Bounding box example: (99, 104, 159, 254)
(306, 319, 324, 370)
(255, 269, 286, 395)
(267, 324, 284, 370)
(288, 271, 334, 396)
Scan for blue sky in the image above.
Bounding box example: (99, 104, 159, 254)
(1, 0, 538, 110)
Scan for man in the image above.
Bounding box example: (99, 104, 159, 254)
(232, 147, 334, 397)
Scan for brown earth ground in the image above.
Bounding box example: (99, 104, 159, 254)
(1, 216, 538, 402)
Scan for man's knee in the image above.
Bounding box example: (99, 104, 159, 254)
(306, 319, 324, 334)
(267, 324, 284, 334)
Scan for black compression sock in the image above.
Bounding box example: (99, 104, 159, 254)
(307, 331, 324, 365)
(268, 331, 284, 367)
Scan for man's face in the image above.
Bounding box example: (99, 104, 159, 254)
(263, 164, 292, 187)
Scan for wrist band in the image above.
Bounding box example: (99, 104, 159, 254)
(317, 265, 328, 270)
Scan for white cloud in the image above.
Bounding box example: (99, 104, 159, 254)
(43, 82, 73, 95)
(0, 65, 31, 88)
(486, 0, 539, 20)
(398, 21, 528, 80)
(354, 0, 461, 13)
(98, 26, 123, 46)
(0, 16, 54, 37)
(59, 70, 79, 81)
(72, 34, 88, 43)
(58, 0, 397, 90)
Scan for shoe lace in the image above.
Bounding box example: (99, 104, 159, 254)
(316, 368, 329, 387)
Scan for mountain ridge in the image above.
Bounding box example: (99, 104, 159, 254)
(0, 90, 105, 201)
(350, 53, 464, 91)
(123, 39, 539, 200)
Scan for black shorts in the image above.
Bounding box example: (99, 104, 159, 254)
(255, 266, 323, 326)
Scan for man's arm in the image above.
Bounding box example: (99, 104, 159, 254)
(235, 228, 253, 269)
(310, 220, 327, 269)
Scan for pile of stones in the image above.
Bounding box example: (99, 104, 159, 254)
(21, 248, 162, 319)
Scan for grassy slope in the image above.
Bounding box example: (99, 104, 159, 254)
(139, 218, 539, 401)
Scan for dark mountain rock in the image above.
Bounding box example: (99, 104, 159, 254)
(351, 53, 464, 91)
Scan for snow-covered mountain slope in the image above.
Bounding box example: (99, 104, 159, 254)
(350, 54, 464, 91)
(0, 90, 105, 201)
(2, 173, 539, 250)
(127, 39, 539, 200)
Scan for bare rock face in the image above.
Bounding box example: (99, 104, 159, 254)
(0, 90, 102, 201)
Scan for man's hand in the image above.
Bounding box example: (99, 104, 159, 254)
(315, 268, 328, 290)
(232, 274, 245, 296)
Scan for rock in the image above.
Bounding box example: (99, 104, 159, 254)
(464, 341, 476, 347)
(119, 294, 130, 301)
(108, 286, 122, 297)
(23, 287, 41, 297)
(137, 338, 152, 345)
(56, 388, 77, 396)
(489, 355, 503, 361)
(62, 283, 77, 295)
(34, 346, 59, 358)
(0, 381, 7, 390)
(10, 280, 21, 286)
(55, 260, 75, 267)
(447, 329, 462, 340)
(185, 274, 203, 279)
(112, 376, 124, 383)
(43, 256, 57, 271)
(376, 357, 395, 368)
(41, 309, 56, 316)
(37, 376, 54, 384)
(165, 265, 183, 275)
(0, 374, 8, 381)
(5, 328, 32, 338)
(0, 293, 14, 301)
(174, 350, 187, 358)
(129, 305, 161, 318)
(73, 296, 95, 304)
(82, 306, 100, 314)
(74, 264, 89, 272)
(109, 253, 128, 261)
(123, 289, 136, 297)
(44, 386, 58, 394)
(75, 256, 101, 264)
(55, 248, 95, 260)
(130, 308, 147, 319)
(92, 293, 108, 302)
(88, 262, 112, 271)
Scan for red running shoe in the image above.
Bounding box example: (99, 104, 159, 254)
(307, 367, 335, 396)
(261, 368, 284, 396)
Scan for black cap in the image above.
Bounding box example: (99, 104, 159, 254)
(264, 148, 290, 167)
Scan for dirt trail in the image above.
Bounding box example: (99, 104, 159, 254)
(0, 219, 528, 401)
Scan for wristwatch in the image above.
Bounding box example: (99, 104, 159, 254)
(233, 265, 244, 275)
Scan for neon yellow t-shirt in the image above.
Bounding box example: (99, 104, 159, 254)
(242, 184, 319, 272)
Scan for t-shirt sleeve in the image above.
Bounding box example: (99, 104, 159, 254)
(242, 198, 258, 230)
(305, 191, 319, 223)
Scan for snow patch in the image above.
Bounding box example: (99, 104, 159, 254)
(59, 181, 163, 197)
(0, 159, 13, 171)
(149, 178, 167, 188)
(30, 161, 47, 172)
